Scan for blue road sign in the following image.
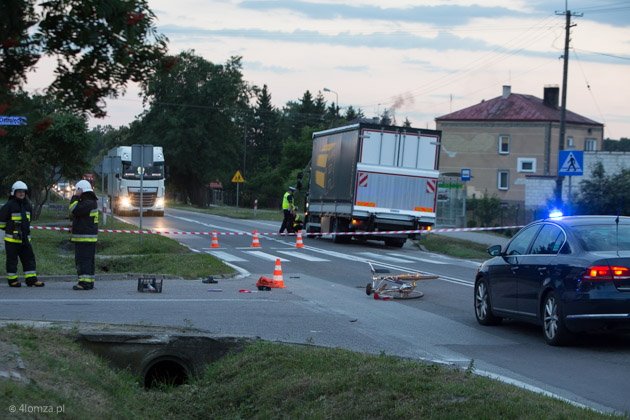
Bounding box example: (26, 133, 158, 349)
(461, 168, 471, 181)
(558, 150, 583, 176)
(0, 116, 27, 126)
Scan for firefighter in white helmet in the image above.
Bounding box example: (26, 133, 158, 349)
(0, 181, 44, 287)
(69, 179, 98, 290)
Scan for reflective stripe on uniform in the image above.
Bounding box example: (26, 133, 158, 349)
(10, 212, 30, 221)
(7, 273, 18, 280)
(78, 277, 95, 283)
(69, 201, 78, 212)
(24, 271, 37, 278)
(71, 234, 98, 242)
(90, 210, 99, 224)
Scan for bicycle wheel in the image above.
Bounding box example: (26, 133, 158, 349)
(379, 287, 424, 300)
(366, 283, 373, 296)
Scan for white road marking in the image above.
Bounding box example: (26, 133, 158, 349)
(277, 250, 330, 262)
(243, 250, 289, 262)
(387, 253, 450, 265)
(204, 250, 248, 262)
(358, 252, 414, 263)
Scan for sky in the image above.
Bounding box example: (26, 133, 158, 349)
(27, 0, 630, 139)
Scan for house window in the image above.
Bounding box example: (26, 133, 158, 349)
(498, 170, 510, 190)
(518, 158, 536, 173)
(585, 138, 597, 151)
(567, 136, 574, 147)
(498, 135, 510, 154)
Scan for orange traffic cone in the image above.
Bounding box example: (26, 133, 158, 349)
(211, 230, 220, 248)
(251, 229, 261, 247)
(295, 230, 304, 248)
(272, 258, 286, 288)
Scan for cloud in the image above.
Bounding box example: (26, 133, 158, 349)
(243, 60, 293, 73)
(239, 1, 526, 25)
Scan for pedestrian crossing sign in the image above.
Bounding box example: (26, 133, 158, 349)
(232, 170, 245, 183)
(558, 150, 583, 176)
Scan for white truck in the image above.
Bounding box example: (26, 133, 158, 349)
(107, 146, 166, 216)
(303, 122, 441, 247)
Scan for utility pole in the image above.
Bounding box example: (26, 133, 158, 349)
(555, 2, 582, 208)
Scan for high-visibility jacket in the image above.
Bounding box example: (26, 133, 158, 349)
(0, 197, 32, 244)
(69, 192, 99, 242)
(282, 192, 293, 210)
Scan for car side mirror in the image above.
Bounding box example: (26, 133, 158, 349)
(487, 244, 503, 257)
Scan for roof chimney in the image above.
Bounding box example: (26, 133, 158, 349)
(543, 85, 559, 109)
(502, 85, 511, 99)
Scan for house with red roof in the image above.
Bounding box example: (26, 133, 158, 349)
(435, 85, 604, 204)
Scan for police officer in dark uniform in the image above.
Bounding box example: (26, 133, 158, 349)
(0, 181, 43, 287)
(69, 180, 98, 290)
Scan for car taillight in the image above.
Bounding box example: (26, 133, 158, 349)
(584, 265, 630, 281)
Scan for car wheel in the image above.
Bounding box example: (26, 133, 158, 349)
(542, 291, 574, 346)
(474, 279, 502, 325)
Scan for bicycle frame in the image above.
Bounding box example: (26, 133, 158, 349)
(366, 262, 437, 299)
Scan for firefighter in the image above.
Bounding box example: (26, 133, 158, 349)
(278, 186, 296, 234)
(69, 180, 98, 290)
(0, 181, 43, 287)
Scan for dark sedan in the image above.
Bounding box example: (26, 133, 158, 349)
(474, 215, 630, 346)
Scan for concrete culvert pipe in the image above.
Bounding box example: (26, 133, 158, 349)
(142, 356, 192, 388)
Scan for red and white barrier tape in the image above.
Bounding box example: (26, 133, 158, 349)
(31, 225, 522, 236)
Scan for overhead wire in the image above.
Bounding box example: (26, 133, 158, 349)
(361, 13, 562, 110)
(572, 48, 611, 138)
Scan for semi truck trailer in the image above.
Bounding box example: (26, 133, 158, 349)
(303, 122, 441, 247)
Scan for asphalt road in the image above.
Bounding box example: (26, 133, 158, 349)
(2, 208, 629, 415)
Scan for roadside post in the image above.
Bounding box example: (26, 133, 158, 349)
(558, 151, 583, 215)
(461, 169, 471, 228)
(132, 144, 154, 246)
(232, 170, 245, 211)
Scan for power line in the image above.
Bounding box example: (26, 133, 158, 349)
(361, 13, 561, 109)
(572, 49, 630, 61)
(572, 48, 611, 138)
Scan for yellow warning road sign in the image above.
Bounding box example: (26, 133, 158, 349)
(232, 170, 245, 183)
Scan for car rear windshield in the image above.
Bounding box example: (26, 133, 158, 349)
(572, 224, 630, 252)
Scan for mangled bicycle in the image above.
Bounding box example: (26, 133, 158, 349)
(365, 262, 438, 299)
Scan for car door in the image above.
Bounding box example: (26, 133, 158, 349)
(517, 223, 566, 317)
(488, 224, 541, 315)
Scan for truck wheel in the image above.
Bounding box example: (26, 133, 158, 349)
(332, 218, 350, 244)
(385, 238, 406, 248)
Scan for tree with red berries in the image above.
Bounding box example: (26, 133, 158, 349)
(0, 0, 168, 119)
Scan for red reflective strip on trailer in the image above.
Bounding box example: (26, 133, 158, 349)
(414, 207, 434, 212)
(356, 202, 376, 207)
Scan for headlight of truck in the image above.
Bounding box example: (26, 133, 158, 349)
(121, 197, 131, 208)
(156, 198, 164, 207)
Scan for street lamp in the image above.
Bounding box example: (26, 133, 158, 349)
(323, 87, 339, 117)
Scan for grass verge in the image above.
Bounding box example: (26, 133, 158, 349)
(171, 202, 285, 221)
(413, 234, 492, 260)
(22, 208, 233, 278)
(0, 324, 621, 419)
